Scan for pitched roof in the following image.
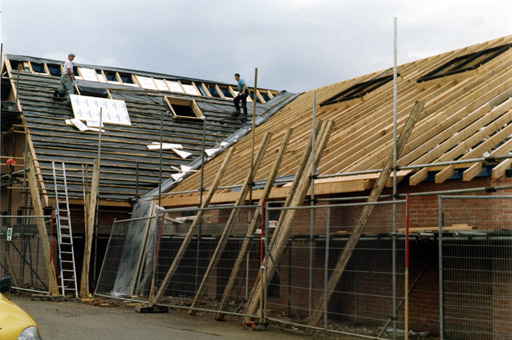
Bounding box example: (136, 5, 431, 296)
(161, 35, 512, 206)
(3, 54, 293, 205)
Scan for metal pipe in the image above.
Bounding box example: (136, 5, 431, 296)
(93, 107, 103, 285)
(392, 17, 398, 340)
(11, 286, 48, 295)
(324, 207, 331, 329)
(405, 193, 410, 340)
(266, 200, 406, 211)
(158, 111, 164, 208)
(195, 118, 206, 290)
(438, 196, 445, 339)
(309, 90, 316, 317)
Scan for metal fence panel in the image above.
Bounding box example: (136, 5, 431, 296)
(264, 201, 406, 338)
(440, 195, 512, 340)
(0, 215, 54, 294)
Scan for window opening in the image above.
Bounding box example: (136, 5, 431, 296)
(119, 72, 134, 84)
(96, 70, 107, 83)
(206, 84, 220, 98)
(320, 74, 395, 106)
(31, 62, 46, 74)
(47, 63, 62, 76)
(417, 43, 512, 83)
(218, 86, 233, 98)
(104, 71, 119, 82)
(165, 96, 204, 120)
(196, 84, 206, 96)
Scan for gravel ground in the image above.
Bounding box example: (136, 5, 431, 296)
(11, 294, 324, 340)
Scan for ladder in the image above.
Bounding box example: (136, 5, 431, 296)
(52, 161, 78, 298)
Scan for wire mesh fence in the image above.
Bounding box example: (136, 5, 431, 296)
(263, 200, 406, 338)
(0, 215, 54, 294)
(440, 195, 512, 340)
(95, 195, 512, 339)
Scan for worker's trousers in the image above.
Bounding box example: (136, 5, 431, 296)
(234, 92, 248, 115)
(59, 74, 74, 98)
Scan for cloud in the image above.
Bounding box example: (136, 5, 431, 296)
(2, 0, 512, 92)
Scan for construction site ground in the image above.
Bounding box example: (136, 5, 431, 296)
(11, 294, 358, 340)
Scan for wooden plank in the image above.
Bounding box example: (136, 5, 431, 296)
(27, 153, 60, 296)
(398, 225, 474, 233)
(435, 165, 454, 184)
(463, 162, 482, 182)
(492, 159, 512, 179)
(409, 167, 429, 186)
(151, 147, 235, 305)
(188, 132, 273, 314)
(22, 117, 49, 206)
(307, 101, 424, 328)
(244, 119, 334, 321)
(80, 159, 99, 297)
(216, 129, 293, 320)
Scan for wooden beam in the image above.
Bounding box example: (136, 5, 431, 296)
(409, 167, 429, 186)
(80, 159, 99, 297)
(189, 132, 273, 314)
(22, 117, 49, 206)
(463, 163, 482, 182)
(435, 165, 454, 184)
(27, 153, 60, 296)
(151, 147, 235, 305)
(216, 129, 293, 320)
(244, 119, 334, 321)
(307, 101, 424, 328)
(492, 159, 512, 179)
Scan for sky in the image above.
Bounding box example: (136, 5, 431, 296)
(2, 0, 512, 93)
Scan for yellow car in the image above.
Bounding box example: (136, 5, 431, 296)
(0, 277, 43, 340)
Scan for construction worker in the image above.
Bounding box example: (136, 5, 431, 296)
(54, 53, 76, 101)
(233, 73, 248, 122)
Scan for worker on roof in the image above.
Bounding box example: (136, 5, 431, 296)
(233, 73, 248, 122)
(54, 53, 76, 101)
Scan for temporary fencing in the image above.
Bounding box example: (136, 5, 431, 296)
(439, 195, 512, 340)
(263, 200, 406, 338)
(94, 194, 512, 340)
(0, 214, 54, 294)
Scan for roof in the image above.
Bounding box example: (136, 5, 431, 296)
(2, 54, 294, 205)
(161, 35, 512, 206)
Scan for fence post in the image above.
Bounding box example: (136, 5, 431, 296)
(324, 206, 331, 329)
(438, 196, 444, 340)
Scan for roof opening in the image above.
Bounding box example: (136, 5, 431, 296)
(47, 63, 62, 76)
(417, 43, 512, 83)
(165, 96, 204, 120)
(196, 84, 207, 96)
(31, 62, 46, 74)
(320, 74, 395, 106)
(218, 86, 233, 98)
(206, 84, 221, 98)
(9, 60, 29, 72)
(104, 71, 118, 82)
(119, 72, 134, 84)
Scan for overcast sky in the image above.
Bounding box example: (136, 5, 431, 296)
(2, 0, 511, 93)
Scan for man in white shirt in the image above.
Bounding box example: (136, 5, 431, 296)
(54, 53, 76, 100)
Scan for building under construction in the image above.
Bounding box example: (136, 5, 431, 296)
(2, 35, 512, 339)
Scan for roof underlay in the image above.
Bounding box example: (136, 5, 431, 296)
(2, 54, 293, 206)
(162, 35, 512, 207)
